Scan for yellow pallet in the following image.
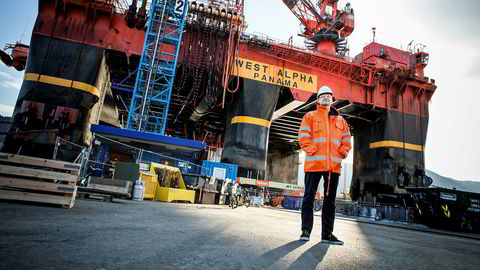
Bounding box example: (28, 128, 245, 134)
(140, 172, 157, 200)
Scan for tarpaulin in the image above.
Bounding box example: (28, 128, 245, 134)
(221, 78, 280, 179)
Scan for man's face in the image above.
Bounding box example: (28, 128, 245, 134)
(317, 94, 333, 107)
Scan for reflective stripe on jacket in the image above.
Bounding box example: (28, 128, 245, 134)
(298, 105, 352, 173)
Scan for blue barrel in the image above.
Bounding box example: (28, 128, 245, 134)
(283, 196, 294, 209)
(294, 197, 303, 210)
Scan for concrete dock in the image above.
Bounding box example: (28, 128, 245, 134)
(1, 199, 479, 270)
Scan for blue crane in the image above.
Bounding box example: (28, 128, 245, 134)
(127, 0, 188, 134)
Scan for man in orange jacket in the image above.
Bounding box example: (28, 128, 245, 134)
(298, 86, 352, 244)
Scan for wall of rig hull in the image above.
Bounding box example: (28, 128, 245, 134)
(2, 32, 104, 157)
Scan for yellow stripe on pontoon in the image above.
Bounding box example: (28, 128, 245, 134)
(369, 140, 424, 152)
(24, 73, 99, 97)
(231, 116, 271, 128)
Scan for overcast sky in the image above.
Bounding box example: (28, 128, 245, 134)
(0, 0, 479, 181)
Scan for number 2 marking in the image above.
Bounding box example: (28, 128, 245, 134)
(175, 0, 185, 16)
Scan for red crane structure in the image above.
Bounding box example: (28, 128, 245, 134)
(281, 0, 353, 54)
(1, 0, 436, 202)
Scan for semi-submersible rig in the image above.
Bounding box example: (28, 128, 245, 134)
(1, 0, 437, 203)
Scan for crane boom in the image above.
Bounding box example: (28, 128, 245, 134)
(281, 0, 354, 55)
(282, 0, 323, 36)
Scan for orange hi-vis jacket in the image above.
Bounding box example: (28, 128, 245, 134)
(298, 105, 352, 173)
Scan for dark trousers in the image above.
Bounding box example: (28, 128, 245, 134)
(301, 171, 339, 237)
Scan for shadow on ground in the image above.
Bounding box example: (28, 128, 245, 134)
(287, 242, 329, 269)
(255, 240, 329, 269)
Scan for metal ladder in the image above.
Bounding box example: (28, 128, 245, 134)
(127, 0, 188, 134)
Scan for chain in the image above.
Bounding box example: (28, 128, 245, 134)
(189, 20, 203, 107)
(175, 27, 194, 96)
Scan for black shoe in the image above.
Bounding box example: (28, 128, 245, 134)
(321, 234, 344, 245)
(299, 230, 310, 241)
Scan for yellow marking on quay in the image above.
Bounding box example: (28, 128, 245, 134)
(24, 73, 99, 97)
(441, 204, 451, 218)
(369, 140, 424, 152)
(231, 116, 271, 128)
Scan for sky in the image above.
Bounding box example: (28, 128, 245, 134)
(0, 0, 36, 116)
(0, 0, 479, 181)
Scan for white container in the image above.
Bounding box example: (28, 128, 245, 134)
(132, 180, 145, 202)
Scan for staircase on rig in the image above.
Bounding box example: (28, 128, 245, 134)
(127, 0, 188, 134)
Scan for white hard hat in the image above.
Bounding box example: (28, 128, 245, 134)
(317, 86, 333, 98)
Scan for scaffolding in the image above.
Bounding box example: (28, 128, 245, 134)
(127, 0, 188, 134)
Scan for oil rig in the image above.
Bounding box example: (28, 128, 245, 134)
(1, 0, 437, 203)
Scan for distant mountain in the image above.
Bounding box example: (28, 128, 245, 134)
(426, 170, 480, 194)
(0, 115, 12, 131)
(304, 163, 480, 195)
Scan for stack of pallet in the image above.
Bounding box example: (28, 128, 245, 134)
(0, 152, 80, 208)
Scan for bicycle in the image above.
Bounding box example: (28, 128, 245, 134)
(230, 189, 250, 209)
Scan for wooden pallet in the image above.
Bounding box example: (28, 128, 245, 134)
(77, 185, 130, 203)
(77, 192, 113, 202)
(0, 152, 80, 208)
(87, 177, 132, 194)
